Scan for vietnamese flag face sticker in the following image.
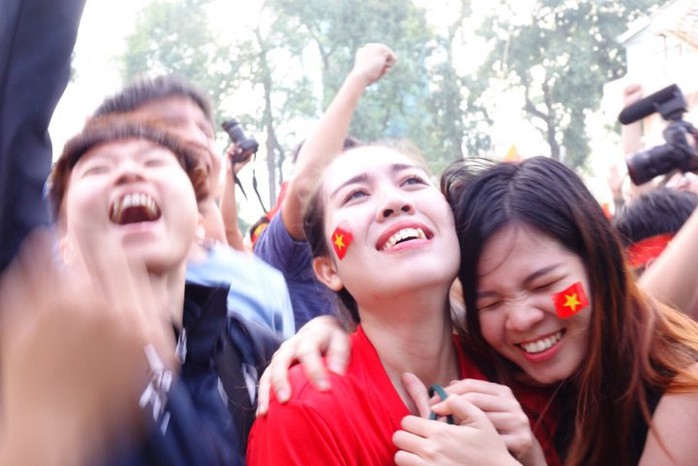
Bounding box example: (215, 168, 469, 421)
(331, 222, 354, 260)
(552, 281, 589, 319)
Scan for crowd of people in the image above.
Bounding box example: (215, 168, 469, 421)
(2, 1, 698, 465)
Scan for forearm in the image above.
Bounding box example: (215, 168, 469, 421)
(220, 163, 246, 251)
(638, 206, 698, 318)
(282, 71, 372, 239)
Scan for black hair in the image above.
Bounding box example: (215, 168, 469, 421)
(93, 75, 214, 126)
(613, 187, 698, 247)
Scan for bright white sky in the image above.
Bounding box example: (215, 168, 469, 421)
(50, 0, 264, 154)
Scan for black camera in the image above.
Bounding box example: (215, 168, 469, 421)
(221, 118, 259, 163)
(618, 84, 698, 186)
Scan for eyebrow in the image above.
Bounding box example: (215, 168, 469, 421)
(476, 263, 561, 299)
(329, 162, 425, 199)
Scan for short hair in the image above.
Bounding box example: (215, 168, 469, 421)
(93, 75, 214, 126)
(613, 187, 698, 247)
(49, 115, 209, 221)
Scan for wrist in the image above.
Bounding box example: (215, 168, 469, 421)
(346, 69, 373, 90)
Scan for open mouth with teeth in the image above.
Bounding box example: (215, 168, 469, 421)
(109, 192, 161, 225)
(380, 227, 429, 251)
(517, 330, 565, 354)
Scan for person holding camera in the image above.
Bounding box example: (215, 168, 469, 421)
(253, 42, 397, 330)
(616, 83, 698, 322)
(220, 119, 259, 251)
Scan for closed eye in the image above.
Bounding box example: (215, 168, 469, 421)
(477, 300, 503, 312)
(532, 281, 556, 292)
(143, 157, 169, 167)
(80, 164, 110, 177)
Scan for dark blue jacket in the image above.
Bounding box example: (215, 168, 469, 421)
(109, 283, 282, 465)
(0, 0, 86, 273)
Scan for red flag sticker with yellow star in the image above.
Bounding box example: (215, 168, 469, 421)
(331, 222, 353, 260)
(552, 281, 589, 319)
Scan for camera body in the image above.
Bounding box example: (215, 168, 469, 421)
(618, 84, 698, 186)
(221, 118, 259, 163)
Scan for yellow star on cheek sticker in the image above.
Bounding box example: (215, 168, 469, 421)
(331, 222, 353, 260)
(563, 293, 581, 311)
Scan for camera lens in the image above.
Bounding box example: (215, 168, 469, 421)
(221, 119, 245, 143)
(627, 144, 680, 186)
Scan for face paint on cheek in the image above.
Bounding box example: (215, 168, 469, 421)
(552, 281, 589, 319)
(331, 221, 354, 260)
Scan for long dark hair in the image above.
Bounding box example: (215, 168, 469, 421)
(446, 156, 698, 466)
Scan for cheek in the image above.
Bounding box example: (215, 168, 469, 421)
(64, 182, 102, 226)
(168, 174, 199, 220)
(478, 312, 504, 347)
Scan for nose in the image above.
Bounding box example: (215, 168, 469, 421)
(504, 299, 546, 333)
(113, 158, 146, 184)
(375, 189, 415, 222)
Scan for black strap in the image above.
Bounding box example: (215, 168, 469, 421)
(428, 384, 455, 424)
(232, 152, 268, 214)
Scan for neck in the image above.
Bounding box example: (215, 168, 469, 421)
(147, 263, 186, 330)
(359, 288, 459, 414)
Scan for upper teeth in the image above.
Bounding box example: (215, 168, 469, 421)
(519, 331, 563, 354)
(381, 227, 426, 251)
(110, 193, 159, 223)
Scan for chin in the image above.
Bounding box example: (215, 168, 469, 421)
(128, 250, 185, 274)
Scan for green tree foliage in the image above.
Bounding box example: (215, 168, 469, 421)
(119, 0, 484, 192)
(472, 0, 659, 168)
(121, 0, 236, 111)
(119, 0, 658, 188)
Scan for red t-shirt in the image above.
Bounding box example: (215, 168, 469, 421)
(246, 326, 562, 465)
(247, 326, 486, 465)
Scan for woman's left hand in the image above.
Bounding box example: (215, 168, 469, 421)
(393, 394, 520, 466)
(442, 379, 545, 465)
(396, 375, 546, 466)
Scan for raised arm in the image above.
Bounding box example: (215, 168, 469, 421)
(281, 43, 397, 240)
(220, 144, 253, 251)
(638, 205, 698, 319)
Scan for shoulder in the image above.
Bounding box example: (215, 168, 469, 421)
(254, 213, 310, 262)
(188, 243, 287, 286)
(248, 365, 357, 459)
(639, 364, 698, 465)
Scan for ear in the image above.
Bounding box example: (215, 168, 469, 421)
(312, 255, 344, 291)
(58, 233, 75, 265)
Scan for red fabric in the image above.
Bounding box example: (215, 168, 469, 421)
(511, 382, 563, 466)
(246, 326, 563, 466)
(331, 222, 353, 260)
(626, 233, 673, 269)
(247, 326, 484, 465)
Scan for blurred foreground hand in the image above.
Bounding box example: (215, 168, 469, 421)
(0, 229, 175, 465)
